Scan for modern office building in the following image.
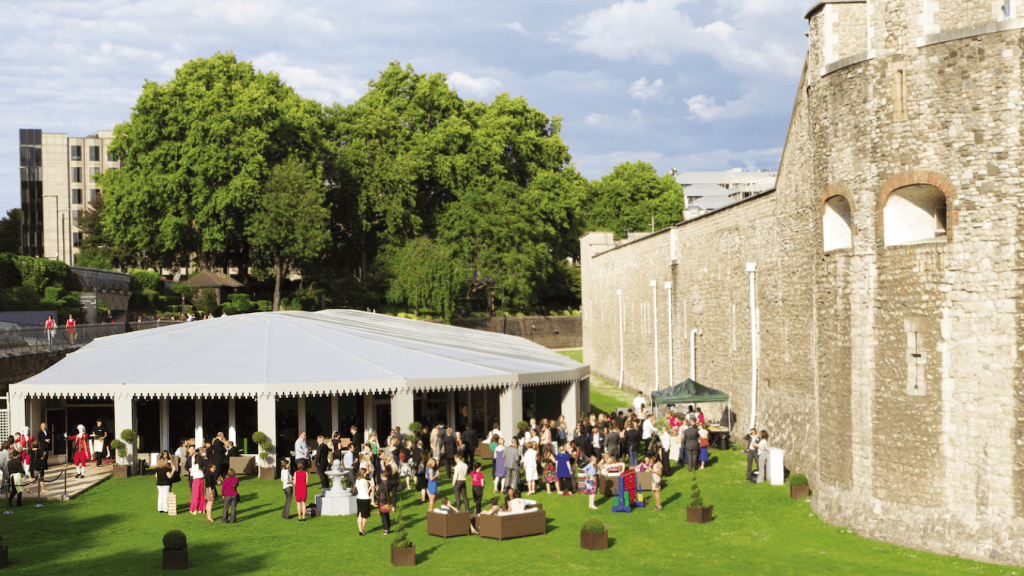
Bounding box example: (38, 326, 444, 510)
(670, 167, 778, 201)
(18, 129, 119, 264)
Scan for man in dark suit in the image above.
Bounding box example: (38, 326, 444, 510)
(461, 424, 477, 469)
(683, 421, 701, 472)
(225, 441, 240, 458)
(37, 422, 52, 466)
(442, 428, 457, 478)
(314, 435, 331, 489)
(212, 433, 227, 477)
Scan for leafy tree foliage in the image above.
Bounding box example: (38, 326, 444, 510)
(386, 237, 462, 323)
(0, 208, 21, 255)
(96, 51, 324, 271)
(247, 156, 331, 311)
(584, 160, 685, 238)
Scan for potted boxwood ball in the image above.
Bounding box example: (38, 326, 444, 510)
(110, 439, 128, 478)
(789, 473, 810, 499)
(580, 517, 608, 550)
(162, 530, 188, 570)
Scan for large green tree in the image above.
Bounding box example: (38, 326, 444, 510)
(248, 157, 331, 311)
(585, 160, 686, 237)
(0, 208, 21, 255)
(97, 51, 324, 271)
(324, 63, 584, 315)
(385, 237, 463, 323)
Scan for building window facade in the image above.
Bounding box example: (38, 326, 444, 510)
(19, 129, 43, 258)
(70, 145, 82, 161)
(89, 167, 100, 179)
(72, 232, 82, 247)
(90, 189, 100, 202)
(71, 167, 82, 183)
(72, 189, 83, 204)
(89, 146, 100, 161)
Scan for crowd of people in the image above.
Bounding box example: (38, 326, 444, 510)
(134, 393, 774, 530)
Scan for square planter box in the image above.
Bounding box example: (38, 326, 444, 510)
(390, 545, 416, 567)
(113, 465, 130, 478)
(259, 467, 275, 481)
(790, 485, 810, 499)
(686, 505, 713, 524)
(162, 548, 188, 570)
(580, 531, 608, 550)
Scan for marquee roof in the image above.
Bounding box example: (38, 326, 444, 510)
(11, 310, 588, 399)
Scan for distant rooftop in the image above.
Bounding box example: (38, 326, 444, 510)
(683, 183, 732, 198)
(688, 196, 737, 211)
(671, 168, 778, 187)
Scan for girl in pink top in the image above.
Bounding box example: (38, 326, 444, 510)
(470, 462, 485, 513)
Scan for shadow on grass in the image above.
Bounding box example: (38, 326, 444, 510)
(662, 492, 682, 507)
(545, 517, 559, 534)
(415, 544, 441, 563)
(607, 537, 617, 548)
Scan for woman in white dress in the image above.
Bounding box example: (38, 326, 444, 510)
(523, 442, 539, 495)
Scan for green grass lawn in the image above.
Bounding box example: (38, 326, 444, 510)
(0, 352, 1014, 575)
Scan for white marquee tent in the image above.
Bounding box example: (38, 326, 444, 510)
(10, 309, 589, 466)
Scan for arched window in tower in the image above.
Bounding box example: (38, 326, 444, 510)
(823, 195, 853, 252)
(883, 185, 947, 246)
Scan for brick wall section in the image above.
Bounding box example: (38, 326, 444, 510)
(450, 316, 581, 349)
(0, 349, 71, 392)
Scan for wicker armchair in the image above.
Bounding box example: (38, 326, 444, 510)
(476, 508, 546, 541)
(427, 511, 472, 538)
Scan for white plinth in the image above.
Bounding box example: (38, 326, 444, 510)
(317, 492, 358, 516)
(767, 447, 785, 486)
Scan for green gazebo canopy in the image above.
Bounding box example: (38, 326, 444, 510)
(651, 378, 730, 405)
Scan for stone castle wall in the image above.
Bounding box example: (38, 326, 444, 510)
(582, 1, 1024, 565)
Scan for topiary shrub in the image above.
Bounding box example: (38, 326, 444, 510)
(517, 421, 529, 432)
(163, 530, 187, 550)
(581, 517, 606, 534)
(407, 422, 423, 434)
(789, 473, 809, 487)
(690, 473, 704, 508)
(259, 451, 270, 461)
(252, 431, 267, 444)
(260, 441, 273, 453)
(110, 439, 123, 451)
(117, 448, 128, 458)
(257, 300, 272, 312)
(405, 434, 415, 443)
(120, 429, 137, 443)
(391, 505, 413, 549)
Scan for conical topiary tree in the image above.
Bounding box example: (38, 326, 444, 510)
(392, 504, 413, 549)
(690, 473, 703, 509)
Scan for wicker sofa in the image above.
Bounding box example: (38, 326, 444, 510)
(427, 511, 473, 538)
(476, 507, 546, 541)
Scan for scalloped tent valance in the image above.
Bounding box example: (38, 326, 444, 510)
(10, 309, 588, 399)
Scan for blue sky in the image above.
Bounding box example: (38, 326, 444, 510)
(0, 0, 811, 215)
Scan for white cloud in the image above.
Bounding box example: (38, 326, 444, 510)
(630, 108, 643, 122)
(572, 147, 782, 180)
(566, 0, 804, 77)
(252, 53, 364, 104)
(447, 71, 503, 99)
(628, 77, 671, 103)
(505, 22, 527, 34)
(685, 90, 759, 121)
(586, 113, 611, 125)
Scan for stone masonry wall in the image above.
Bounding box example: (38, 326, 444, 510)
(583, 5, 1024, 567)
(939, 0, 1002, 32)
(835, 3, 868, 59)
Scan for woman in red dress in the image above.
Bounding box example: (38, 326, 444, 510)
(294, 462, 308, 521)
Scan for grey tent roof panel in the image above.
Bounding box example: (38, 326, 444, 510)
(12, 309, 587, 398)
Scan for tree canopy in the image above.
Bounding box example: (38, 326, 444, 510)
(88, 57, 693, 320)
(96, 51, 324, 271)
(248, 156, 331, 311)
(584, 160, 686, 238)
(0, 208, 21, 255)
